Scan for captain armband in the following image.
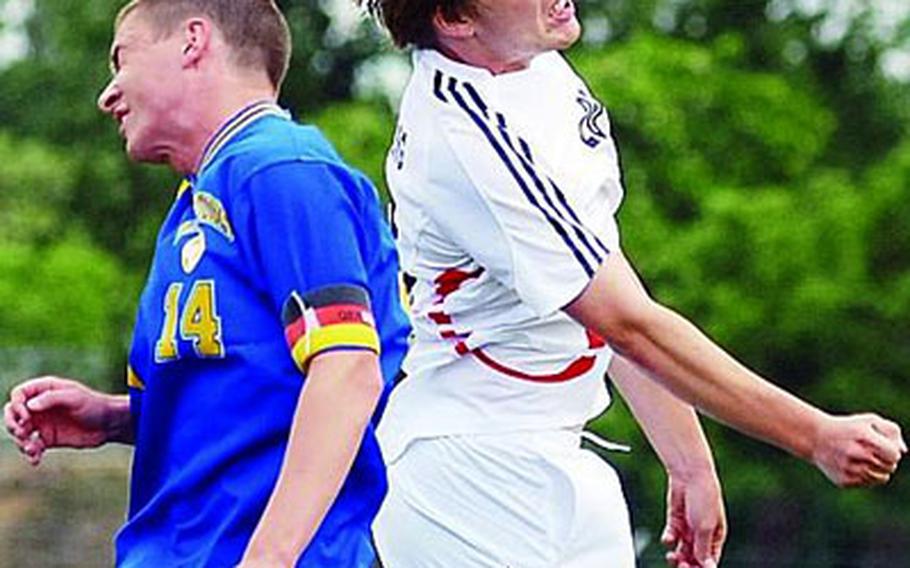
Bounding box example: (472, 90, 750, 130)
(281, 284, 380, 373)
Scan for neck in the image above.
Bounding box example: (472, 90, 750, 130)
(434, 39, 532, 75)
(177, 78, 276, 175)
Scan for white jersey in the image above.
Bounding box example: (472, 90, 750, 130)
(379, 49, 626, 462)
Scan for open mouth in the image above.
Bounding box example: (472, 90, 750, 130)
(115, 110, 129, 135)
(549, 0, 575, 20)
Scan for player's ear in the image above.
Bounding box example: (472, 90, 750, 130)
(432, 5, 475, 41)
(181, 17, 212, 67)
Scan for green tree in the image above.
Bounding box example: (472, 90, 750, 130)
(574, 30, 910, 565)
(0, 1, 908, 565)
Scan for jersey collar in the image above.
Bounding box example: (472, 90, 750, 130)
(194, 99, 290, 176)
(418, 48, 552, 83)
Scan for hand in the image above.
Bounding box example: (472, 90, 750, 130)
(811, 413, 906, 487)
(662, 470, 726, 568)
(3, 376, 127, 466)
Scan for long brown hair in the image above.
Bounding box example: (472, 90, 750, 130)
(355, 0, 476, 48)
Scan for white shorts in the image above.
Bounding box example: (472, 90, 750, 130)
(373, 429, 635, 567)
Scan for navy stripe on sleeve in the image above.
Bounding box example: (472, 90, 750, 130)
(461, 79, 609, 263)
(548, 177, 609, 257)
(462, 82, 490, 119)
(446, 80, 599, 277)
(433, 71, 448, 103)
(490, 108, 610, 262)
(519, 138, 534, 164)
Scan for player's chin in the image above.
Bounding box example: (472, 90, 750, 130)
(124, 138, 144, 162)
(126, 142, 168, 166)
(550, 29, 581, 51)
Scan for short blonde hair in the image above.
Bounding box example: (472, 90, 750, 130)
(117, 0, 291, 89)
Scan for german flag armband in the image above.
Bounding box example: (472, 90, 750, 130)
(281, 284, 380, 373)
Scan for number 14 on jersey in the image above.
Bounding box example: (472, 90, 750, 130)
(155, 280, 225, 362)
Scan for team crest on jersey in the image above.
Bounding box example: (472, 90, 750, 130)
(173, 220, 208, 274)
(180, 232, 207, 274)
(576, 89, 608, 149)
(390, 125, 408, 170)
(169, 192, 234, 274)
(193, 192, 235, 241)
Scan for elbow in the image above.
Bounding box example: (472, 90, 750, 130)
(307, 350, 384, 418)
(340, 353, 385, 418)
(563, 252, 664, 358)
(351, 361, 384, 410)
(600, 296, 664, 360)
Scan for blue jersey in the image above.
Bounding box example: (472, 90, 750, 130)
(117, 101, 410, 567)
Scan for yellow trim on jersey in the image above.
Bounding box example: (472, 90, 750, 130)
(289, 323, 380, 372)
(175, 179, 192, 200)
(197, 102, 289, 173)
(127, 366, 145, 390)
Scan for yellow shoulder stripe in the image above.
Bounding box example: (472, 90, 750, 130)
(126, 366, 145, 390)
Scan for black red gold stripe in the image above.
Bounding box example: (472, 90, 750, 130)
(281, 285, 379, 372)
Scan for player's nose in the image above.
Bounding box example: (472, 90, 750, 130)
(97, 78, 121, 115)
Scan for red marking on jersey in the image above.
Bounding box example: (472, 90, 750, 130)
(472, 349, 596, 384)
(587, 329, 606, 348)
(428, 312, 453, 325)
(434, 267, 484, 299)
(428, 269, 482, 354)
(440, 330, 472, 340)
(284, 318, 306, 347)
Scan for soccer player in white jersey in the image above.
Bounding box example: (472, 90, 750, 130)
(358, 1, 907, 567)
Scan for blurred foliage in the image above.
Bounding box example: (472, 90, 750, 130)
(569, 8, 910, 563)
(0, 238, 129, 346)
(312, 98, 395, 201)
(0, 0, 907, 566)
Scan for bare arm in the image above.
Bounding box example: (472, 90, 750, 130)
(610, 355, 725, 568)
(611, 355, 716, 481)
(568, 251, 906, 486)
(240, 350, 383, 567)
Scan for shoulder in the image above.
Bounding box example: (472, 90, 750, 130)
(205, 118, 375, 204)
(224, 117, 342, 174)
(400, 49, 491, 124)
(393, 55, 487, 185)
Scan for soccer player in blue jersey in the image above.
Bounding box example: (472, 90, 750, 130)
(2, 1, 409, 566)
